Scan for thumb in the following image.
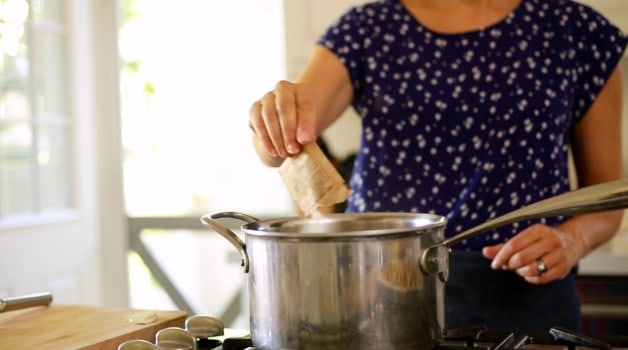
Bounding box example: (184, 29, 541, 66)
(294, 84, 317, 144)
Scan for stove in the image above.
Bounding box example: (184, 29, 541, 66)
(212, 326, 628, 350)
(435, 326, 628, 349)
(118, 315, 628, 350)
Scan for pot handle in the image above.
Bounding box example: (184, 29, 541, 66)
(420, 178, 628, 276)
(200, 211, 259, 273)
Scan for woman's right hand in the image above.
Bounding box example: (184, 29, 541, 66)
(249, 80, 318, 160)
(248, 45, 354, 166)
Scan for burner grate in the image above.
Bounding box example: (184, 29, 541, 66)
(436, 325, 627, 350)
(217, 327, 628, 350)
(118, 314, 628, 350)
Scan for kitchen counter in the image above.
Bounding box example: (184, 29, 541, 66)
(579, 229, 628, 276)
(0, 304, 186, 349)
(579, 252, 628, 276)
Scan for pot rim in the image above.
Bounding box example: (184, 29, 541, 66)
(241, 212, 447, 239)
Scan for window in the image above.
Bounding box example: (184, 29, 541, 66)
(119, 0, 292, 324)
(119, 0, 291, 217)
(0, 0, 71, 223)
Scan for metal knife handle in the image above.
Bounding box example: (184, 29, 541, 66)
(0, 291, 53, 312)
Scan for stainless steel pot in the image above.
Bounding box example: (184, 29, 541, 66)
(201, 179, 628, 350)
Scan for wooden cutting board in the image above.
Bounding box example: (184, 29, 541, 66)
(0, 304, 187, 349)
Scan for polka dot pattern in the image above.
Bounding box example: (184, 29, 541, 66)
(318, 0, 627, 249)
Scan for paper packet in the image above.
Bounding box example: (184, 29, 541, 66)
(278, 142, 351, 217)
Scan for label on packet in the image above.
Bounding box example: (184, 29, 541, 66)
(278, 142, 351, 217)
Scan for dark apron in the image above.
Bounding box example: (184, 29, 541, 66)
(445, 251, 581, 332)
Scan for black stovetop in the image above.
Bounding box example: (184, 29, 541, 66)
(212, 326, 628, 350)
(435, 326, 628, 349)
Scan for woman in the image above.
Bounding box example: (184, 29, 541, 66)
(248, 0, 627, 331)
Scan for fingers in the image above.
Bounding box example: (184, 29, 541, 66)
(516, 249, 567, 284)
(486, 224, 575, 285)
(489, 224, 555, 270)
(273, 82, 300, 155)
(250, 93, 280, 157)
(481, 243, 504, 259)
(249, 81, 317, 159)
(293, 86, 317, 144)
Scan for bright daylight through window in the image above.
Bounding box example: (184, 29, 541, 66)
(118, 0, 291, 324)
(119, 0, 290, 217)
(0, 0, 71, 224)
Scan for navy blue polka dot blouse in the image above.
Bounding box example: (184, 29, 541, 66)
(318, 0, 627, 249)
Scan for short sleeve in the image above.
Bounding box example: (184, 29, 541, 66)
(317, 6, 367, 102)
(570, 4, 627, 123)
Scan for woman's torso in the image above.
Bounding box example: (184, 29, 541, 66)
(318, 0, 626, 249)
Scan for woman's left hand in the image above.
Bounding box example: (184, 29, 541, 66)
(482, 224, 586, 284)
